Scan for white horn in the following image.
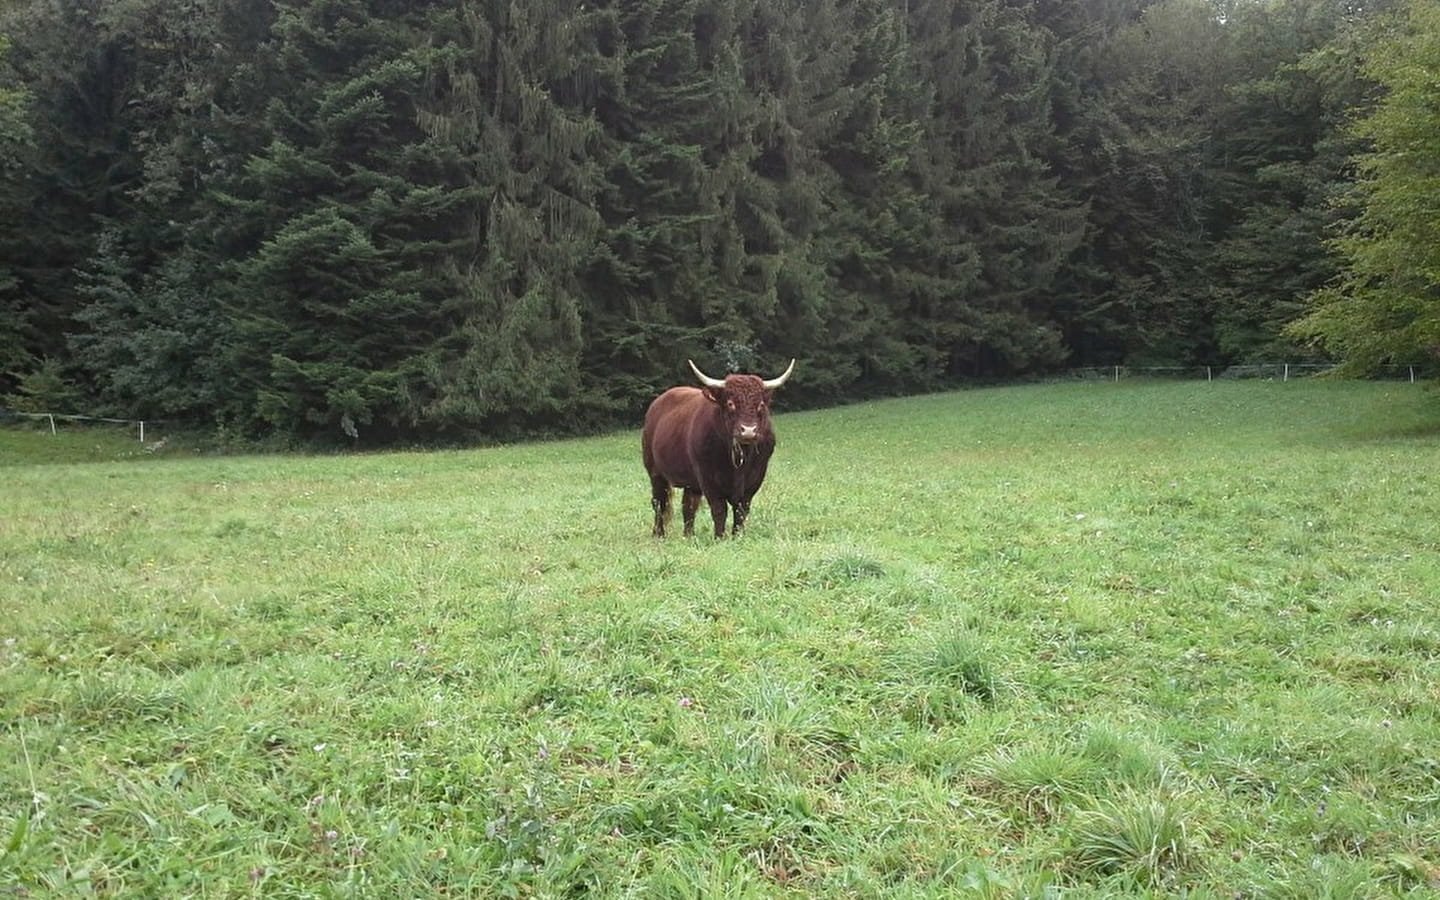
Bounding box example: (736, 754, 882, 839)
(688, 359, 726, 389)
(761, 358, 796, 390)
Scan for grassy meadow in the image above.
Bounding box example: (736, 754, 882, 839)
(3, 379, 1439, 898)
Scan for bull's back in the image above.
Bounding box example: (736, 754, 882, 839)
(643, 387, 707, 481)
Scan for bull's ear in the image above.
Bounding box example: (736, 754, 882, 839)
(701, 387, 722, 404)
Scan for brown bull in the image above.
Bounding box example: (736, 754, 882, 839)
(642, 358, 796, 538)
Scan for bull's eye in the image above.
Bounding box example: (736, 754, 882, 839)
(726, 399, 736, 411)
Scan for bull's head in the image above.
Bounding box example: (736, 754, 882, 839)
(689, 358, 795, 465)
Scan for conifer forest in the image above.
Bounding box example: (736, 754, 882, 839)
(1, 0, 1437, 444)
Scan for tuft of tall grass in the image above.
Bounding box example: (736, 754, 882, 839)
(1066, 791, 1196, 888)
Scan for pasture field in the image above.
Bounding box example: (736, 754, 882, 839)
(3, 379, 1439, 898)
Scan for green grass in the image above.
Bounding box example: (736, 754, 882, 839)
(0, 420, 154, 466)
(3, 379, 1439, 897)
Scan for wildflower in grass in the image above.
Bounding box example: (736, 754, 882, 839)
(678, 696, 694, 708)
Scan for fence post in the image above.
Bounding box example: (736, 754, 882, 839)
(139, 420, 145, 443)
(1283, 363, 1289, 382)
(1411, 366, 1416, 384)
(48, 414, 56, 435)
(1207, 366, 1212, 382)
(1114, 365, 1120, 383)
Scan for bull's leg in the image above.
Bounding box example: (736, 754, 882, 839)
(681, 488, 703, 537)
(650, 476, 672, 537)
(732, 499, 751, 536)
(706, 495, 730, 539)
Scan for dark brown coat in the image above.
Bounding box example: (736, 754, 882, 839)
(642, 360, 794, 538)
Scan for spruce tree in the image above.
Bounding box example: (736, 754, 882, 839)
(0, 31, 34, 388)
(586, 0, 778, 400)
(1200, 0, 1367, 363)
(1, 0, 266, 413)
(68, 233, 225, 419)
(208, 0, 491, 441)
(0, 0, 140, 389)
(1041, 0, 1224, 365)
(415, 0, 605, 436)
(904, 0, 1083, 376)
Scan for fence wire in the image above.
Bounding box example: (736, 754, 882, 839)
(1061, 363, 1429, 383)
(1, 363, 1430, 441)
(0, 409, 157, 442)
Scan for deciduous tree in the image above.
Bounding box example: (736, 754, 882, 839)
(1290, 0, 1440, 374)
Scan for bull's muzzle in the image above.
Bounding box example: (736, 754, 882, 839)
(731, 426, 760, 468)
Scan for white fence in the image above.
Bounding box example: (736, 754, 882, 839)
(3, 410, 154, 442)
(1, 363, 1428, 443)
(1063, 363, 1427, 383)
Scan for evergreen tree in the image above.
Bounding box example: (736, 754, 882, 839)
(414, 0, 606, 436)
(905, 0, 1083, 376)
(1043, 0, 1226, 366)
(0, 31, 35, 388)
(705, 0, 932, 395)
(581, 0, 726, 407)
(1, 0, 262, 409)
(2, 356, 85, 412)
(0, 0, 137, 389)
(1206, 0, 1372, 363)
(68, 232, 227, 419)
(2, 0, 1422, 441)
(585, 0, 824, 402)
(206, 0, 496, 441)
(803, 0, 942, 395)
